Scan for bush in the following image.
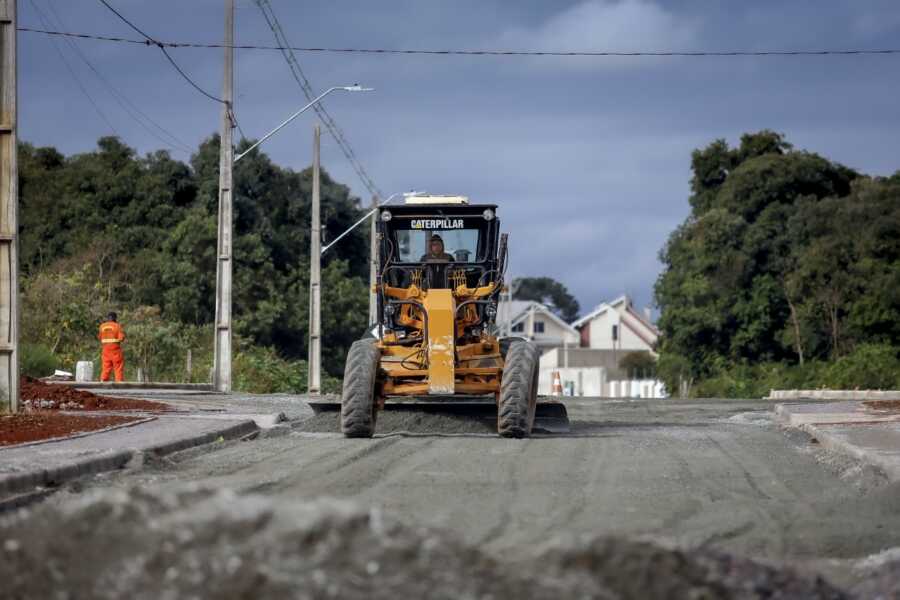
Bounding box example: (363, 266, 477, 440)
(20, 343, 58, 378)
(618, 351, 657, 379)
(687, 345, 900, 399)
(823, 344, 900, 390)
(233, 346, 341, 395)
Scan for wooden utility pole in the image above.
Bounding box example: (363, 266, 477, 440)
(0, 0, 18, 412)
(368, 195, 378, 325)
(212, 0, 234, 392)
(308, 124, 322, 395)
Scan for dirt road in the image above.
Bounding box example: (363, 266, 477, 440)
(5, 398, 900, 598)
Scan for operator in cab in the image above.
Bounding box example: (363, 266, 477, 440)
(419, 234, 454, 262)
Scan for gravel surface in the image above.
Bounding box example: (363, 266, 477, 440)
(296, 408, 497, 435)
(0, 486, 849, 599)
(15, 397, 900, 596)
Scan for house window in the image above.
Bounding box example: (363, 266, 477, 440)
(512, 322, 524, 333)
(534, 321, 545, 334)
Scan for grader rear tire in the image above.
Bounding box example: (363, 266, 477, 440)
(341, 339, 380, 438)
(497, 341, 539, 438)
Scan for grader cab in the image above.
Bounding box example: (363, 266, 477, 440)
(316, 195, 568, 438)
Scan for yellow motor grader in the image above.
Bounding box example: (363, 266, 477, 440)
(312, 195, 568, 438)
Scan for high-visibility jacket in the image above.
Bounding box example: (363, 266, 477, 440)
(98, 321, 126, 345)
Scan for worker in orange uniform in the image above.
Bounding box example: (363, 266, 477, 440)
(98, 312, 126, 382)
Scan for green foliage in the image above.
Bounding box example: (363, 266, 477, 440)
(513, 276, 580, 322)
(18, 135, 372, 382)
(20, 343, 58, 378)
(823, 344, 900, 390)
(618, 351, 657, 379)
(689, 345, 900, 399)
(233, 346, 307, 394)
(232, 346, 341, 394)
(656, 130, 900, 396)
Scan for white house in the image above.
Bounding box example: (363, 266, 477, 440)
(499, 300, 579, 350)
(571, 295, 659, 353)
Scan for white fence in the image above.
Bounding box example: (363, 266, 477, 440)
(607, 379, 667, 399)
(538, 367, 667, 398)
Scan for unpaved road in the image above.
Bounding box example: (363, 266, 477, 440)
(8, 397, 900, 598)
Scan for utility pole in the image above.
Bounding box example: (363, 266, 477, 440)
(212, 0, 234, 393)
(368, 195, 379, 325)
(0, 0, 18, 412)
(308, 124, 322, 396)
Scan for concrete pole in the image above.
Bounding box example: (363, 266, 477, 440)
(368, 195, 378, 325)
(308, 124, 321, 395)
(0, 0, 18, 412)
(212, 0, 234, 392)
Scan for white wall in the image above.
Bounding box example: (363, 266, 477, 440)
(515, 306, 579, 346)
(538, 367, 606, 397)
(588, 311, 652, 352)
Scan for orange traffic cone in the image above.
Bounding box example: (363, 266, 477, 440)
(551, 370, 563, 396)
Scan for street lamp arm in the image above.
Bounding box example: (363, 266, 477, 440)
(234, 85, 372, 162)
(322, 191, 413, 254)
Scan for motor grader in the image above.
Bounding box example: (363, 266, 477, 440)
(313, 194, 568, 438)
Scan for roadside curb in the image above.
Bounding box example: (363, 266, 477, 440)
(776, 403, 900, 483)
(0, 419, 259, 506)
(799, 422, 900, 482)
(142, 420, 258, 458)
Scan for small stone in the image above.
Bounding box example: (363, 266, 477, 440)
(4, 539, 20, 552)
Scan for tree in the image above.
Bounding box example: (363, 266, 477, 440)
(18, 134, 372, 379)
(512, 277, 580, 322)
(655, 131, 865, 390)
(619, 351, 657, 379)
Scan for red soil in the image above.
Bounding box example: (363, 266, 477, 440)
(0, 412, 140, 446)
(20, 377, 169, 412)
(864, 399, 900, 413)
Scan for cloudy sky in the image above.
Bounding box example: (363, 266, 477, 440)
(19, 0, 900, 318)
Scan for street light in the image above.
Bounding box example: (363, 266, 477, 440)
(234, 85, 374, 163)
(321, 191, 423, 254)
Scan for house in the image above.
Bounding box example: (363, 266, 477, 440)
(498, 300, 579, 351)
(571, 295, 659, 354)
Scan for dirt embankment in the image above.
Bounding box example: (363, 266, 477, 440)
(0, 413, 138, 446)
(0, 486, 857, 599)
(20, 377, 169, 411)
(0, 378, 167, 446)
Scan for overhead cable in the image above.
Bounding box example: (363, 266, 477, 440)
(95, 1, 227, 106)
(32, 0, 193, 155)
(17, 27, 900, 57)
(255, 0, 383, 199)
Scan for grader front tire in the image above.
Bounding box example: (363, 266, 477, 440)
(341, 340, 380, 438)
(497, 341, 539, 438)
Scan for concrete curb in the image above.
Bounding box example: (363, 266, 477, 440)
(143, 420, 258, 458)
(0, 419, 259, 504)
(775, 403, 900, 483)
(769, 389, 900, 401)
(52, 381, 216, 392)
(798, 423, 900, 482)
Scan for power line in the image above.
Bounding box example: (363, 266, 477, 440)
(35, 0, 193, 155)
(255, 0, 383, 199)
(23, 3, 120, 137)
(17, 27, 900, 57)
(95, 1, 226, 105)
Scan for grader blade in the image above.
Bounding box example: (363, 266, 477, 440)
(308, 398, 570, 434)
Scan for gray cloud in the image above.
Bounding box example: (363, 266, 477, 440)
(18, 0, 900, 318)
